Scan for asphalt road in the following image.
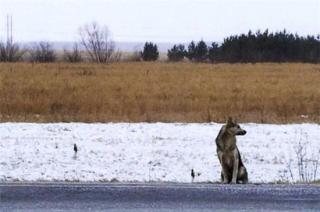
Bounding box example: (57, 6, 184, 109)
(0, 183, 320, 211)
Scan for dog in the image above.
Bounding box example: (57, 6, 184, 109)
(215, 117, 248, 184)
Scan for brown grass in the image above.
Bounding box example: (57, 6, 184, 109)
(0, 62, 319, 123)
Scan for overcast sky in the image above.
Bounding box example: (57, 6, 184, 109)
(0, 0, 319, 42)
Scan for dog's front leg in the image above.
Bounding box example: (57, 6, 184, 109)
(231, 150, 239, 184)
(221, 165, 230, 184)
(218, 152, 230, 183)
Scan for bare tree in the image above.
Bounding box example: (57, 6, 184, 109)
(284, 132, 320, 183)
(63, 43, 83, 63)
(0, 41, 25, 62)
(0, 15, 26, 62)
(79, 22, 115, 63)
(29, 42, 56, 63)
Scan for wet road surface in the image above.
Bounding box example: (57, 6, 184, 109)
(1, 183, 319, 211)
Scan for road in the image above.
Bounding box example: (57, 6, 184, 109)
(1, 183, 320, 211)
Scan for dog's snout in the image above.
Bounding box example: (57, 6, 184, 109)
(237, 130, 246, 135)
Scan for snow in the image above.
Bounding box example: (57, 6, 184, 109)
(0, 123, 319, 183)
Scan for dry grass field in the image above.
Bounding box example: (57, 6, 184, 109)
(0, 62, 319, 123)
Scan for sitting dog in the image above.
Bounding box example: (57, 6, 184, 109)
(215, 117, 248, 184)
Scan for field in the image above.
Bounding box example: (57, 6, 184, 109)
(1, 122, 319, 183)
(0, 62, 319, 123)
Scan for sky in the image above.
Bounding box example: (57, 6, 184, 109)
(0, 0, 319, 43)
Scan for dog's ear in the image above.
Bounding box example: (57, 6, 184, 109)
(234, 117, 238, 124)
(226, 117, 233, 127)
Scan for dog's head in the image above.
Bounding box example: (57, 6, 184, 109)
(225, 117, 246, 136)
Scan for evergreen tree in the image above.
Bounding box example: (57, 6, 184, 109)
(186, 41, 196, 61)
(208, 42, 219, 63)
(141, 42, 159, 61)
(167, 44, 185, 62)
(194, 40, 208, 62)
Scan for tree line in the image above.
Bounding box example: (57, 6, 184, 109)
(0, 24, 319, 63)
(166, 30, 320, 63)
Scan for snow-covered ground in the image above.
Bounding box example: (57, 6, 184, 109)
(0, 123, 319, 183)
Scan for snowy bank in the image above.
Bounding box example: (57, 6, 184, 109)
(0, 123, 319, 183)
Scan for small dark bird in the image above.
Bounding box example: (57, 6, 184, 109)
(74, 144, 78, 154)
(191, 169, 195, 182)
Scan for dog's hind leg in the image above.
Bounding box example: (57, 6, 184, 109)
(237, 166, 248, 184)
